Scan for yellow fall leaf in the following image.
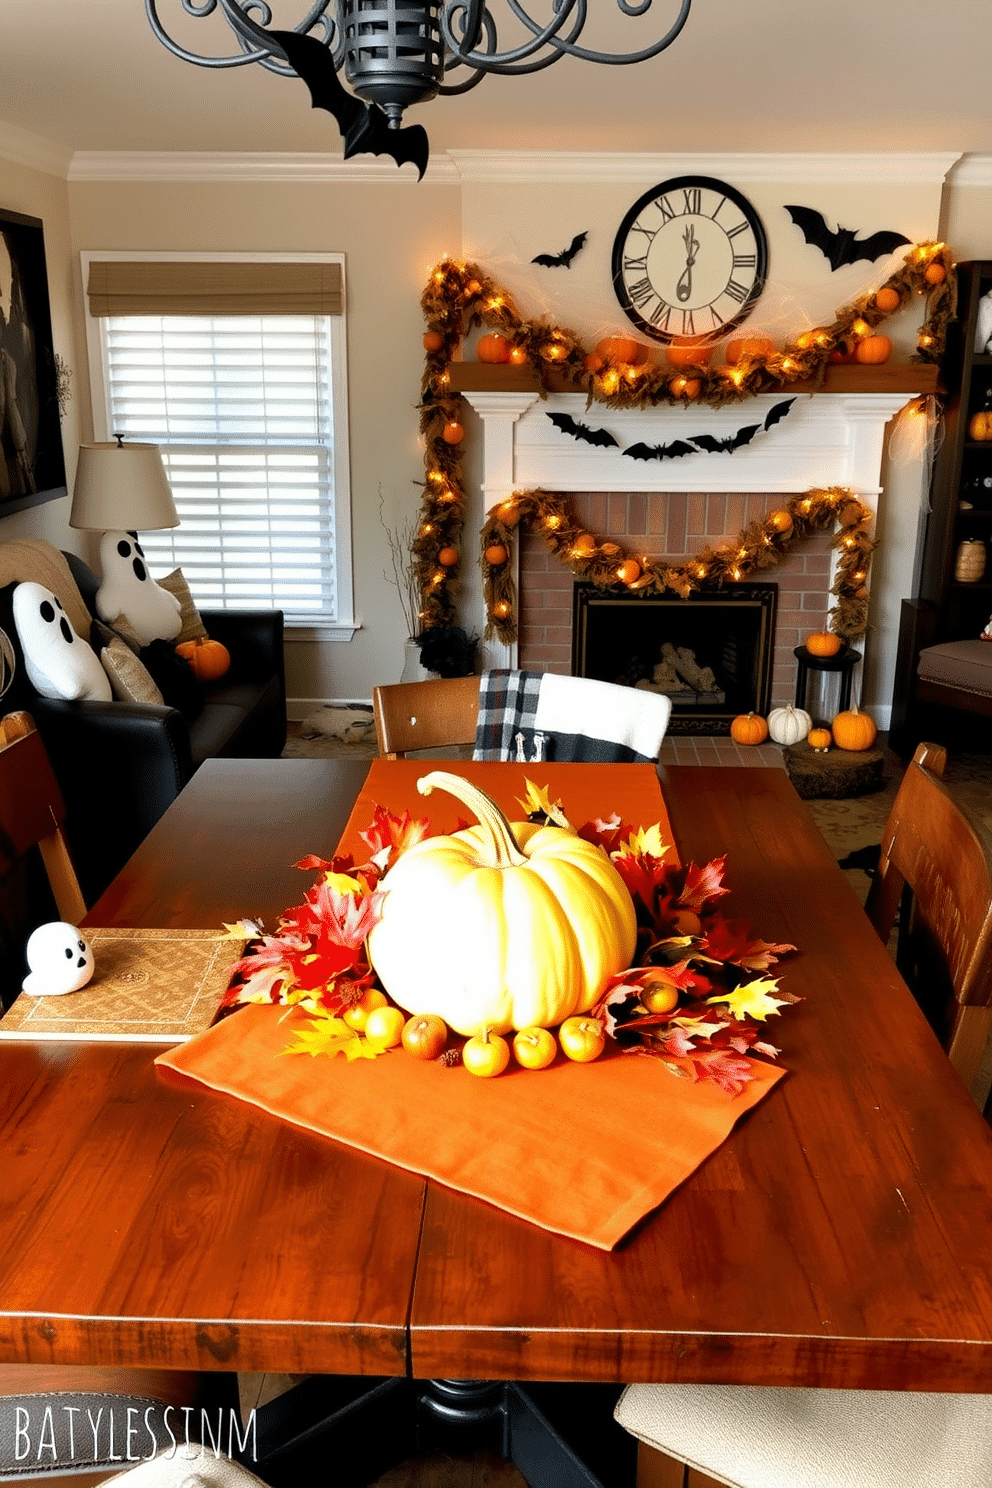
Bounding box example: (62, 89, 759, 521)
(517, 779, 573, 829)
(280, 1015, 389, 1061)
(707, 977, 789, 1023)
(221, 919, 260, 940)
(615, 823, 668, 860)
(321, 870, 365, 896)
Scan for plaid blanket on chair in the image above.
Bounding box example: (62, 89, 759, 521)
(473, 669, 671, 763)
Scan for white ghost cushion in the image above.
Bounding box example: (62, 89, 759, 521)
(95, 531, 182, 647)
(23, 922, 95, 996)
(12, 582, 112, 702)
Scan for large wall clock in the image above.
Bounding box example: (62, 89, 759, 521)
(611, 175, 768, 344)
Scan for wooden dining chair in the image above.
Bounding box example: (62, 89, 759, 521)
(614, 741, 992, 1488)
(863, 739, 992, 1098)
(0, 709, 86, 928)
(372, 675, 481, 758)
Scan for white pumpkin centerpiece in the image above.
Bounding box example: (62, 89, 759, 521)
(767, 704, 812, 746)
(366, 771, 638, 1037)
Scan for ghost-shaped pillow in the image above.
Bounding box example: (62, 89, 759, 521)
(95, 531, 182, 648)
(22, 922, 94, 996)
(12, 582, 112, 702)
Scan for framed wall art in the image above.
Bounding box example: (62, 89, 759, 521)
(0, 207, 67, 516)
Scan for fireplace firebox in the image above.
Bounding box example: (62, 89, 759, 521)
(571, 583, 777, 735)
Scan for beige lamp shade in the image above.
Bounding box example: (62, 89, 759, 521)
(70, 441, 180, 531)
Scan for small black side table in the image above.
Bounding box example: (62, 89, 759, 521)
(794, 643, 862, 714)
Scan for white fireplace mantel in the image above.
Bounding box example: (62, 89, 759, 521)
(460, 387, 918, 679)
(460, 390, 914, 518)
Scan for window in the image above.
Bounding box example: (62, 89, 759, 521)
(82, 254, 354, 636)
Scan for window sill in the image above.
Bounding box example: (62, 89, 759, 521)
(286, 618, 362, 643)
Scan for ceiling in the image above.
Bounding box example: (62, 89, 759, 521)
(1, 1, 990, 163)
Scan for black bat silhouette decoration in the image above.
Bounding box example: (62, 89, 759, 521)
(547, 411, 618, 448)
(690, 424, 761, 455)
(784, 205, 910, 272)
(622, 400, 796, 462)
(270, 30, 429, 179)
(624, 439, 698, 462)
(532, 232, 588, 269)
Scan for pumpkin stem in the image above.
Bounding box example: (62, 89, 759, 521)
(417, 771, 529, 868)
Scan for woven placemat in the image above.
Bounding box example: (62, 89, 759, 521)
(0, 927, 241, 1042)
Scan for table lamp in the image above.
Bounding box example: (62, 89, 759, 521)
(69, 437, 179, 536)
(69, 438, 184, 643)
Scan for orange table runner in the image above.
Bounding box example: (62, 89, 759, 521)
(157, 760, 787, 1250)
(335, 758, 679, 865)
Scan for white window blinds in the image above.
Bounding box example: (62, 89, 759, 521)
(99, 313, 338, 622)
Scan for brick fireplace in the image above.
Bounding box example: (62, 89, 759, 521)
(519, 490, 834, 712)
(460, 385, 913, 728)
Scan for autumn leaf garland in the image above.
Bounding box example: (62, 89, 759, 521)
(223, 785, 798, 1094)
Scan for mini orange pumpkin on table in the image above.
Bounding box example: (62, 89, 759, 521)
(176, 636, 230, 681)
(807, 727, 832, 751)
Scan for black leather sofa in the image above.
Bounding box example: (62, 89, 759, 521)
(0, 539, 286, 906)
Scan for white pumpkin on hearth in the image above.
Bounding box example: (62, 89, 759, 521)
(767, 705, 812, 746)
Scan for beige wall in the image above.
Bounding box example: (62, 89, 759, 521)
(5, 151, 992, 720)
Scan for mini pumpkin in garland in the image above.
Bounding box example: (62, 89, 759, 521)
(366, 771, 637, 1037)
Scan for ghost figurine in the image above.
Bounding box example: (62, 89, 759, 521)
(12, 582, 112, 701)
(22, 922, 95, 997)
(95, 531, 182, 647)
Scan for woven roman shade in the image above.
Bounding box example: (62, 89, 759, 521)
(87, 260, 343, 317)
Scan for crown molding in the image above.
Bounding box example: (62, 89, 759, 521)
(0, 117, 73, 179)
(447, 151, 963, 185)
(947, 154, 992, 187)
(66, 150, 459, 184)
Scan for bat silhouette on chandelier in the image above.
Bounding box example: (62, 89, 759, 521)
(144, 2, 695, 178)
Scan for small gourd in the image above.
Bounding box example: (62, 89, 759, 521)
(832, 706, 878, 752)
(366, 771, 637, 1037)
(854, 334, 891, 365)
(807, 727, 832, 751)
(477, 333, 511, 364)
(595, 336, 649, 366)
(969, 411, 992, 442)
(730, 712, 769, 746)
(726, 336, 775, 364)
(665, 342, 713, 368)
(767, 705, 812, 746)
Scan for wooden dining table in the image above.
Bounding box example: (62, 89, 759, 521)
(2, 756, 992, 1398)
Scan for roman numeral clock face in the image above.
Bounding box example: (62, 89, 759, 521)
(611, 176, 768, 343)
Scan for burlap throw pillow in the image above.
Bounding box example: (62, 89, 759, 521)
(101, 635, 165, 706)
(159, 569, 209, 642)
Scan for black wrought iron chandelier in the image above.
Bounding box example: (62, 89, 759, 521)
(145, 1, 693, 177)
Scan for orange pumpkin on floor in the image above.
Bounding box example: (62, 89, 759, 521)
(730, 712, 769, 746)
(176, 636, 230, 681)
(831, 706, 877, 752)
